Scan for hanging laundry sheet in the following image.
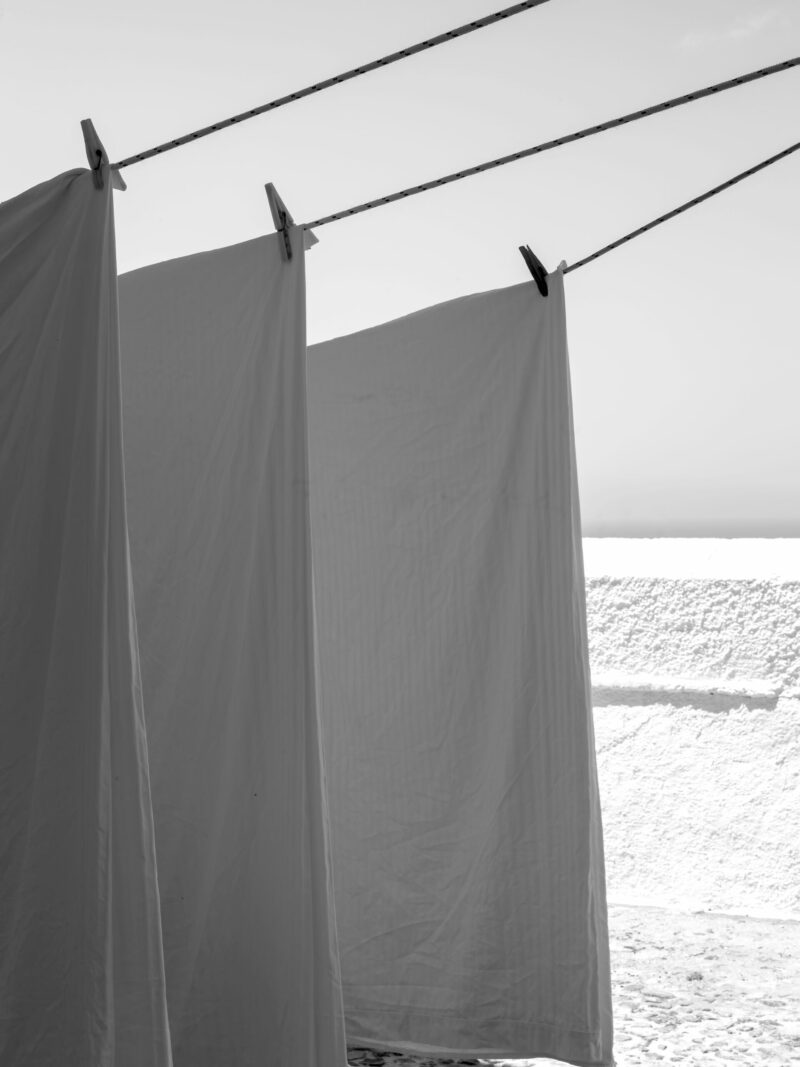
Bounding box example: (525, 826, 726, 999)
(117, 230, 346, 1067)
(307, 273, 613, 1065)
(0, 170, 172, 1066)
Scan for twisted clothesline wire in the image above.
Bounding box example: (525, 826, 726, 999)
(300, 57, 799, 229)
(564, 140, 800, 274)
(110, 1, 551, 170)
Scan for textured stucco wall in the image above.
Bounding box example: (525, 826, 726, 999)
(583, 539, 800, 920)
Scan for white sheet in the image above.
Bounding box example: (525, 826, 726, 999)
(118, 230, 346, 1067)
(1, 171, 609, 1065)
(0, 170, 172, 1066)
(307, 274, 613, 1065)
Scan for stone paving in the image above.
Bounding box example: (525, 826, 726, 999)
(346, 902, 800, 1066)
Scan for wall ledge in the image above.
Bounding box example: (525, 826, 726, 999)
(591, 672, 785, 709)
(583, 538, 800, 581)
(592, 672, 780, 700)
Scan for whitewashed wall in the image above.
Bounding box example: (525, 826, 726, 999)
(584, 539, 800, 920)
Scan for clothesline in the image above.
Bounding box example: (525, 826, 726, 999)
(110, 1, 550, 169)
(300, 57, 798, 229)
(562, 139, 800, 274)
(98, 0, 797, 283)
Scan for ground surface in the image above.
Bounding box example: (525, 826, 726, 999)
(346, 902, 800, 1067)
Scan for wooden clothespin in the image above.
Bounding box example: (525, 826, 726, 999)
(80, 118, 127, 191)
(519, 245, 548, 297)
(265, 182, 318, 262)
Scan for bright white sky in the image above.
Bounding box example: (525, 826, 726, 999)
(1, 0, 799, 534)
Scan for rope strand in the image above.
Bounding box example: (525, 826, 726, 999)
(563, 140, 800, 274)
(301, 57, 798, 229)
(111, 1, 551, 170)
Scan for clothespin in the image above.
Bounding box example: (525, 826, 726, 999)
(80, 118, 127, 191)
(265, 182, 318, 262)
(518, 245, 548, 297)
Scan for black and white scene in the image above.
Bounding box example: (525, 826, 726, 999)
(1, 1, 799, 1065)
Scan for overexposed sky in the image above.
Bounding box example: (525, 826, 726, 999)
(1, 0, 799, 533)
